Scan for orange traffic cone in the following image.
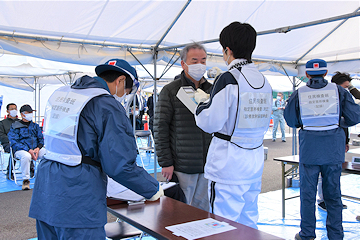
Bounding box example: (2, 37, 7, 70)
(269, 118, 273, 127)
(144, 115, 149, 130)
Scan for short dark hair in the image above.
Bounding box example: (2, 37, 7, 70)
(125, 76, 133, 89)
(6, 103, 16, 110)
(219, 22, 257, 62)
(98, 70, 129, 83)
(331, 71, 352, 85)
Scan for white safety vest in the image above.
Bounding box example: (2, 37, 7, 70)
(43, 86, 110, 166)
(298, 82, 339, 131)
(228, 67, 272, 149)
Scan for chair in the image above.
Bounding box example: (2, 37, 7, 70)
(135, 130, 154, 168)
(0, 144, 7, 174)
(9, 146, 38, 186)
(105, 220, 143, 240)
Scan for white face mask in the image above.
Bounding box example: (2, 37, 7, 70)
(9, 110, 17, 117)
(113, 80, 126, 103)
(23, 113, 33, 121)
(277, 96, 282, 100)
(135, 110, 140, 116)
(185, 63, 206, 81)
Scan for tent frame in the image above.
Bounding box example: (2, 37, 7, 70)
(1, 3, 359, 177)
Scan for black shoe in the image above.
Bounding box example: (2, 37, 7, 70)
(6, 172, 14, 180)
(295, 232, 314, 240)
(30, 162, 35, 178)
(272, 139, 276, 142)
(282, 140, 286, 142)
(318, 201, 327, 211)
(318, 201, 347, 210)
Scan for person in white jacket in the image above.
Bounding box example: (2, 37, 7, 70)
(194, 22, 272, 229)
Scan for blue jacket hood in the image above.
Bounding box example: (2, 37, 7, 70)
(71, 75, 110, 93)
(11, 120, 29, 129)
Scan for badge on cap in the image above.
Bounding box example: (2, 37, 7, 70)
(108, 60, 116, 66)
(313, 63, 319, 68)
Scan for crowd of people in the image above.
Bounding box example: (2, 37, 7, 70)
(1, 21, 360, 240)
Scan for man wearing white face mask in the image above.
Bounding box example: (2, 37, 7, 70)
(272, 92, 286, 142)
(8, 104, 46, 190)
(29, 59, 162, 239)
(0, 103, 19, 153)
(0, 103, 24, 180)
(154, 43, 212, 211)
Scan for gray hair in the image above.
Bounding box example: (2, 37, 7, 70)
(180, 42, 207, 61)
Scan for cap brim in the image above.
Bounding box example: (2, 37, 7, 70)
(21, 109, 36, 113)
(95, 65, 135, 80)
(306, 70, 327, 75)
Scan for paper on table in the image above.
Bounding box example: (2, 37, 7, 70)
(107, 178, 177, 202)
(107, 177, 128, 196)
(160, 181, 177, 190)
(107, 177, 145, 202)
(165, 218, 236, 240)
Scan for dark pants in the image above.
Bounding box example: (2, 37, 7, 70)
(149, 116, 154, 135)
(36, 220, 106, 240)
(299, 163, 343, 240)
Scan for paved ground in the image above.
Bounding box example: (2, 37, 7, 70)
(1, 127, 358, 240)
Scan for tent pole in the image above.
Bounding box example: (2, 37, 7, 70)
(154, 0, 191, 49)
(37, 83, 41, 125)
(159, 10, 360, 51)
(153, 50, 158, 180)
(292, 76, 297, 156)
(296, 7, 360, 63)
(34, 77, 37, 123)
(128, 49, 154, 79)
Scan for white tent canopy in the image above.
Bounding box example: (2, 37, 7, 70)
(0, 0, 359, 78)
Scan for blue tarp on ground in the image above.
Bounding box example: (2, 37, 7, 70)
(257, 174, 360, 240)
(1, 151, 359, 240)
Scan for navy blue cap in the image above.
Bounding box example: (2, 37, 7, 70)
(95, 59, 137, 80)
(305, 59, 327, 75)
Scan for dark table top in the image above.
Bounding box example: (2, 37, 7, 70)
(273, 155, 360, 174)
(107, 196, 284, 240)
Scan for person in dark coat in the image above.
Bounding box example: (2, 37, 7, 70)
(0, 103, 19, 153)
(154, 43, 212, 211)
(147, 92, 154, 134)
(0, 103, 22, 180)
(8, 104, 45, 190)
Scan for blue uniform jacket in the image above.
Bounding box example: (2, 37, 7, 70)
(8, 121, 44, 152)
(29, 76, 159, 228)
(272, 99, 285, 118)
(284, 77, 360, 165)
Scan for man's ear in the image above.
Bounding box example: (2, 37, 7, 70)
(225, 47, 233, 57)
(181, 60, 186, 69)
(117, 75, 126, 83)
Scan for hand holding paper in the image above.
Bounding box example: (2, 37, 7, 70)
(194, 89, 210, 103)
